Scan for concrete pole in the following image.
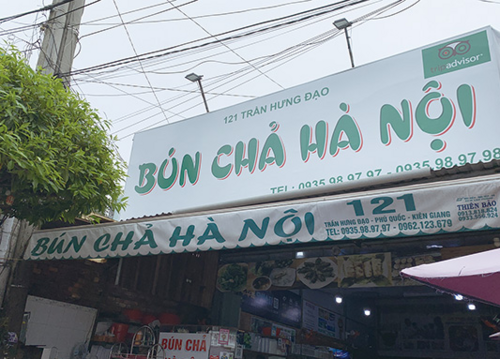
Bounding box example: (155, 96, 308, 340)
(0, 218, 18, 306)
(37, 0, 86, 86)
(0, 0, 86, 340)
(2, 0, 86, 308)
(2, 221, 35, 336)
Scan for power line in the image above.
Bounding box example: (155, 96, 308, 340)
(103, 0, 411, 139)
(85, 28, 333, 131)
(107, 28, 343, 137)
(72, 0, 411, 140)
(80, 0, 314, 26)
(75, 71, 188, 120)
(0, 0, 76, 25)
(71, 0, 371, 83)
(83, 2, 352, 82)
(80, 0, 191, 25)
(163, 0, 284, 90)
(80, 0, 198, 39)
(0, 23, 41, 38)
(370, 0, 419, 19)
(0, 0, 101, 38)
(78, 79, 256, 98)
(64, 0, 375, 77)
(112, 0, 170, 123)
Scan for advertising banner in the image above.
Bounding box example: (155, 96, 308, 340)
(122, 27, 500, 219)
(302, 301, 339, 339)
(25, 176, 500, 260)
(378, 303, 500, 357)
(240, 290, 302, 328)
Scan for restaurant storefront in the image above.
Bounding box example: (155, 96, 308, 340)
(17, 27, 500, 359)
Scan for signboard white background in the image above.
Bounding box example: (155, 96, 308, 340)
(159, 332, 210, 359)
(122, 28, 500, 219)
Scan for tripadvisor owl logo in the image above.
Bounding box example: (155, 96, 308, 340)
(422, 30, 491, 79)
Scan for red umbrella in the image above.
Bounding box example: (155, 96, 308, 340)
(400, 248, 500, 307)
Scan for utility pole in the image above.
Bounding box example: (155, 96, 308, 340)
(37, 0, 86, 86)
(1, 0, 86, 352)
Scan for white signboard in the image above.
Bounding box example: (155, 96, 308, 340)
(25, 177, 500, 260)
(122, 27, 500, 219)
(159, 333, 210, 359)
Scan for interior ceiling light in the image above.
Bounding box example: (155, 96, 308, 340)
(335, 296, 343, 304)
(468, 303, 477, 311)
(88, 258, 107, 264)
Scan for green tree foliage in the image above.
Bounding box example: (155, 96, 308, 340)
(0, 47, 126, 225)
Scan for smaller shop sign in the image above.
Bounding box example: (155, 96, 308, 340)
(241, 290, 302, 328)
(159, 333, 210, 359)
(218, 329, 230, 346)
(302, 301, 339, 339)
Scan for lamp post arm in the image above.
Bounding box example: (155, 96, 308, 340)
(197, 79, 210, 113)
(344, 28, 355, 68)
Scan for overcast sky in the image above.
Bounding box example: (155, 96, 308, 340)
(2, 0, 500, 164)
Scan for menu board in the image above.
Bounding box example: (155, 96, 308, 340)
(337, 253, 392, 288)
(216, 253, 399, 293)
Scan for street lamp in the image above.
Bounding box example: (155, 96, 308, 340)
(185, 72, 209, 113)
(333, 18, 355, 68)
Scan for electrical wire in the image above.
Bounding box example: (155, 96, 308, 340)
(370, 0, 419, 19)
(69, 17, 328, 87)
(80, 0, 194, 25)
(111, 0, 170, 122)
(79, 0, 356, 88)
(70, 0, 410, 140)
(80, 0, 364, 83)
(80, 0, 198, 39)
(0, 0, 101, 38)
(81, 25, 333, 128)
(80, 0, 314, 26)
(72, 0, 377, 83)
(78, 79, 256, 98)
(107, 28, 343, 136)
(0, 0, 76, 25)
(163, 0, 284, 90)
(0, 23, 41, 38)
(64, 0, 375, 77)
(74, 70, 189, 122)
(103, 0, 411, 139)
